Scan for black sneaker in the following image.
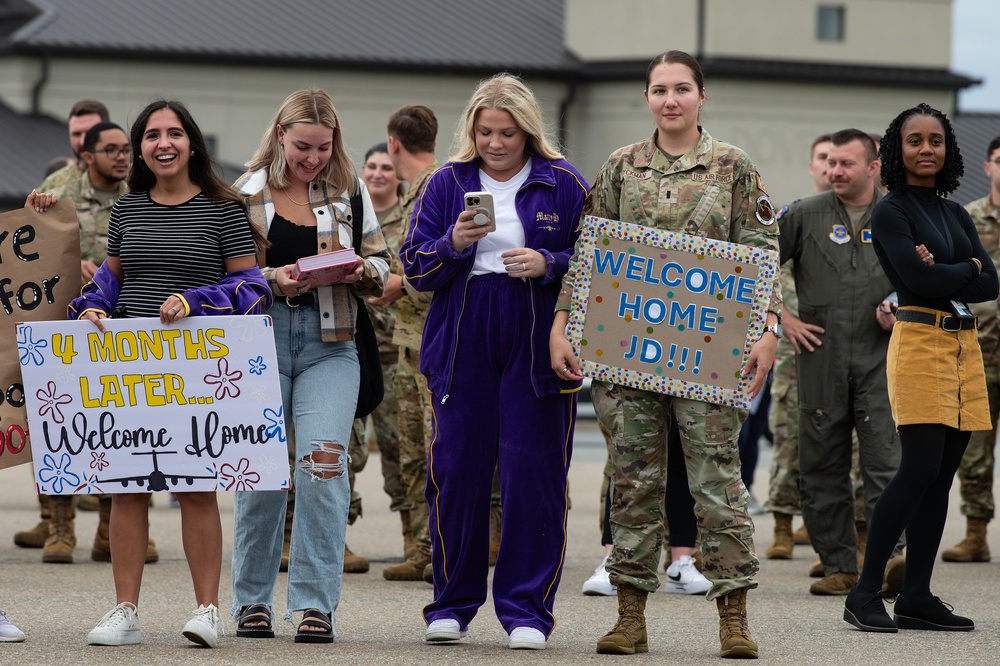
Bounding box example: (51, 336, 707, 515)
(893, 594, 974, 631)
(844, 586, 897, 633)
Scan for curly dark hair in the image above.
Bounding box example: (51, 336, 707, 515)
(878, 103, 963, 196)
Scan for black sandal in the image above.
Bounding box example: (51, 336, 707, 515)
(236, 604, 274, 639)
(294, 608, 333, 644)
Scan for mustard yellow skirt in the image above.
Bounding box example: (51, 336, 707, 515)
(886, 306, 991, 431)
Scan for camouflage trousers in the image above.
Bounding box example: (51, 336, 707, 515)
(395, 346, 433, 557)
(765, 347, 800, 515)
(347, 349, 405, 523)
(957, 365, 998, 519)
(593, 381, 758, 599)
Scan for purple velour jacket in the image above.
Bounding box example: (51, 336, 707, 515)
(398, 155, 589, 401)
(68, 261, 272, 320)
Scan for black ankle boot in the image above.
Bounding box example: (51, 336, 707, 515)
(844, 586, 897, 632)
(893, 594, 974, 631)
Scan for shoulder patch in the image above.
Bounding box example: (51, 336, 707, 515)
(755, 195, 775, 226)
(775, 204, 789, 221)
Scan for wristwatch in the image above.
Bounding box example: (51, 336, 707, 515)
(763, 323, 783, 340)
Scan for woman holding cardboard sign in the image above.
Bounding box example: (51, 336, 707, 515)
(67, 100, 270, 648)
(229, 89, 389, 644)
(399, 73, 588, 650)
(550, 50, 781, 658)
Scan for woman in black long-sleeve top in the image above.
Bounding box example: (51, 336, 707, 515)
(844, 103, 999, 633)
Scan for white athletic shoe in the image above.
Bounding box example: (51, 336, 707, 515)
(88, 602, 142, 646)
(508, 626, 546, 649)
(663, 555, 712, 595)
(582, 555, 616, 596)
(182, 604, 222, 648)
(0, 609, 25, 642)
(425, 618, 467, 642)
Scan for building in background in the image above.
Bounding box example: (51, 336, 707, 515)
(0, 0, 984, 209)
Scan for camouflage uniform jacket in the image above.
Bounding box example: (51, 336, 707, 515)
(392, 161, 438, 351)
(52, 168, 128, 264)
(39, 161, 86, 194)
(558, 128, 781, 313)
(966, 195, 1000, 365)
(366, 199, 405, 347)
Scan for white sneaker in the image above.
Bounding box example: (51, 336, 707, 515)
(88, 602, 142, 646)
(425, 618, 467, 642)
(582, 555, 616, 596)
(508, 626, 546, 649)
(0, 609, 25, 642)
(664, 555, 712, 595)
(182, 604, 223, 648)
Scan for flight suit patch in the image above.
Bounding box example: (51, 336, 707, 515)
(829, 224, 850, 244)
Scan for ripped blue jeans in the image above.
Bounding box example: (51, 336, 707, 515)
(231, 301, 357, 629)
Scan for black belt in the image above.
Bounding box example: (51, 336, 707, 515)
(279, 293, 316, 307)
(896, 308, 977, 331)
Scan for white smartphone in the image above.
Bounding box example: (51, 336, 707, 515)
(464, 191, 496, 233)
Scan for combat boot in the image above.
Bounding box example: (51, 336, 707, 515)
(383, 554, 433, 581)
(765, 513, 794, 560)
(14, 495, 51, 548)
(596, 582, 648, 654)
(42, 496, 76, 563)
(717, 587, 758, 658)
(792, 524, 810, 545)
(344, 544, 370, 573)
(400, 509, 417, 561)
(488, 504, 502, 566)
(941, 517, 991, 562)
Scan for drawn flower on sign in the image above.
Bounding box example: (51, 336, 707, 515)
(90, 452, 109, 472)
(251, 386, 269, 404)
(220, 458, 260, 491)
(264, 406, 286, 443)
(230, 317, 266, 342)
(36, 381, 72, 423)
(38, 453, 81, 494)
(75, 475, 104, 495)
(258, 453, 278, 474)
(56, 366, 77, 383)
(249, 356, 266, 375)
(203, 357, 243, 400)
(17, 326, 48, 366)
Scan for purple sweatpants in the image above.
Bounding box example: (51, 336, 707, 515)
(422, 273, 576, 636)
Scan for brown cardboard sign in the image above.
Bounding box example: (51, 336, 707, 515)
(0, 199, 81, 470)
(566, 216, 778, 409)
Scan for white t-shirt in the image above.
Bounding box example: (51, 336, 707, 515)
(471, 159, 531, 276)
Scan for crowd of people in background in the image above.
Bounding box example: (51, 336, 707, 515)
(2, 47, 999, 658)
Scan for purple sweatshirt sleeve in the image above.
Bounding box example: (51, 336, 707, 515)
(177, 267, 273, 316)
(67, 260, 121, 320)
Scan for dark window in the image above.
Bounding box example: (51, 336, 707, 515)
(817, 5, 845, 41)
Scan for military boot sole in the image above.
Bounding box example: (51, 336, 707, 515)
(42, 550, 74, 564)
(720, 642, 759, 658)
(596, 637, 648, 654)
(764, 545, 792, 560)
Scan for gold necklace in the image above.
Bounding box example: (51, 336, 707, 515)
(282, 188, 309, 206)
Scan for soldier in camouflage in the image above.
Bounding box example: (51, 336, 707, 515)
(343, 144, 408, 573)
(37, 100, 110, 204)
(942, 135, 1000, 563)
(380, 106, 440, 582)
(551, 51, 780, 659)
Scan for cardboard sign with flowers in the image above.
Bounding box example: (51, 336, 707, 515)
(17, 315, 289, 494)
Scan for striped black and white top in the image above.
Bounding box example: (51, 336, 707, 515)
(107, 191, 256, 318)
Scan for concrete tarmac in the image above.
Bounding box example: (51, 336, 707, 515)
(2, 419, 999, 665)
